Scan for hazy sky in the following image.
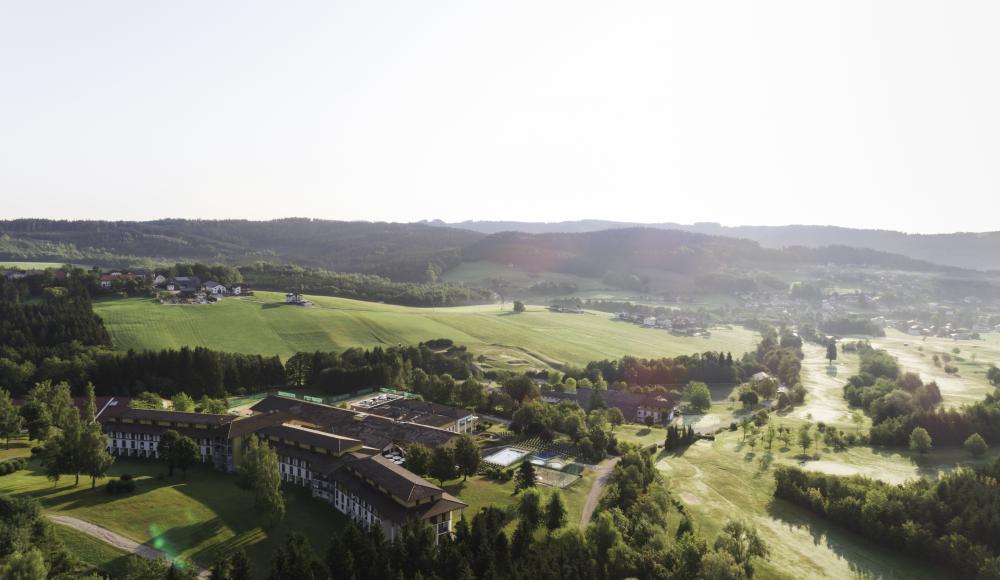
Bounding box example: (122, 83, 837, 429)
(2, 1, 998, 233)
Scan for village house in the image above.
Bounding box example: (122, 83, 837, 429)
(203, 280, 228, 295)
(230, 283, 251, 296)
(96, 395, 465, 541)
(167, 276, 202, 293)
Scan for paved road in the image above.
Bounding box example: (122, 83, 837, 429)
(46, 514, 209, 578)
(580, 456, 620, 527)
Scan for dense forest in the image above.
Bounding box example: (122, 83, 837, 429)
(775, 463, 1000, 578)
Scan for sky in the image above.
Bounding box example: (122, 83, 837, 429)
(1, 1, 998, 233)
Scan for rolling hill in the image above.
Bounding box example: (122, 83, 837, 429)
(426, 219, 1000, 271)
(92, 291, 759, 371)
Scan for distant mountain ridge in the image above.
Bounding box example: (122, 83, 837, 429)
(424, 220, 1000, 271)
(0, 219, 969, 288)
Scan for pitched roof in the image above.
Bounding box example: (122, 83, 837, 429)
(249, 396, 458, 449)
(259, 423, 363, 455)
(347, 453, 442, 502)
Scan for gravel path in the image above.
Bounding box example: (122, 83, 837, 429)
(580, 456, 620, 527)
(46, 514, 210, 578)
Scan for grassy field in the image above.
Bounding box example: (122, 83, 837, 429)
(873, 330, 1000, 407)
(0, 458, 346, 575)
(0, 261, 74, 269)
(93, 292, 759, 370)
(658, 426, 995, 579)
(53, 523, 131, 578)
(0, 437, 35, 461)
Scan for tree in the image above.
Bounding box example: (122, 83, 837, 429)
(826, 340, 838, 365)
(404, 443, 432, 476)
(739, 390, 759, 409)
(517, 488, 543, 530)
(198, 395, 228, 414)
(0, 389, 24, 448)
(131, 391, 164, 410)
(159, 430, 181, 476)
(964, 433, 988, 458)
(713, 520, 769, 579)
(513, 301, 526, 313)
(514, 460, 536, 493)
(18, 400, 50, 441)
(453, 435, 481, 481)
(545, 491, 567, 532)
(764, 423, 776, 451)
(238, 435, 285, 526)
(173, 435, 200, 477)
(429, 446, 457, 484)
(851, 410, 864, 433)
(682, 382, 712, 412)
(209, 549, 254, 580)
(988, 365, 1000, 387)
(172, 392, 195, 412)
(606, 407, 625, 430)
(777, 425, 791, 449)
(0, 547, 48, 580)
(798, 424, 812, 455)
(269, 532, 325, 580)
(79, 383, 114, 488)
(456, 378, 484, 409)
(909, 427, 932, 455)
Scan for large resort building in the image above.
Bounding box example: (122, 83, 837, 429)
(99, 395, 466, 541)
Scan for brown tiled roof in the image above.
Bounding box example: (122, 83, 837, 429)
(249, 396, 458, 449)
(259, 423, 362, 455)
(330, 458, 466, 522)
(224, 410, 289, 439)
(347, 453, 442, 502)
(112, 407, 234, 425)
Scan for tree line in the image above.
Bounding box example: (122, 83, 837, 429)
(774, 462, 1000, 578)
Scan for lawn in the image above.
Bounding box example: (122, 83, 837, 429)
(0, 458, 346, 576)
(52, 523, 131, 578)
(0, 437, 35, 461)
(873, 330, 1000, 408)
(659, 422, 1000, 579)
(615, 424, 668, 447)
(442, 470, 595, 534)
(0, 261, 76, 269)
(93, 292, 759, 371)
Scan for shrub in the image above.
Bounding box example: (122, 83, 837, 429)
(0, 459, 26, 476)
(106, 476, 137, 494)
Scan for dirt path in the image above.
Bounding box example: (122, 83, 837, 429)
(46, 515, 209, 578)
(580, 457, 620, 527)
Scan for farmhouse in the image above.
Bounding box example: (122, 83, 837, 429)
(350, 395, 478, 434)
(96, 395, 465, 541)
(167, 276, 201, 293)
(203, 280, 228, 295)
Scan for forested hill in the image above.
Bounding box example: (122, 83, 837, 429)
(461, 228, 955, 277)
(0, 219, 482, 282)
(0, 219, 960, 284)
(426, 219, 1000, 271)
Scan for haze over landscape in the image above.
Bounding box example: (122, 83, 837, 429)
(4, 1, 1000, 232)
(4, 3, 1000, 580)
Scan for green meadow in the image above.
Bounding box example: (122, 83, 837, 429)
(93, 291, 759, 370)
(0, 458, 346, 576)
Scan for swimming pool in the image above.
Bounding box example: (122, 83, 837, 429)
(483, 447, 529, 467)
